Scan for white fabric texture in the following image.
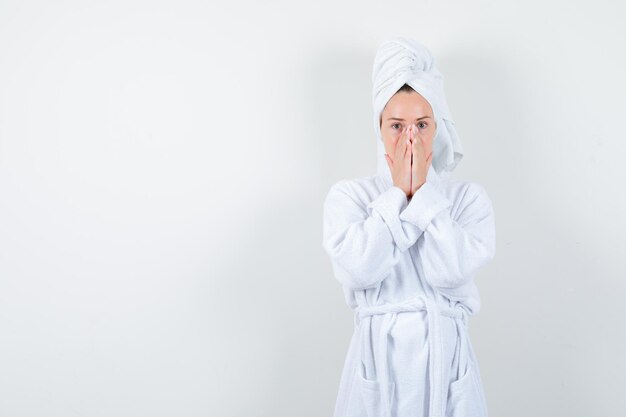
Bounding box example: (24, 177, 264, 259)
(322, 37, 496, 417)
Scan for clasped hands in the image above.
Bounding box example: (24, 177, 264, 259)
(384, 124, 433, 199)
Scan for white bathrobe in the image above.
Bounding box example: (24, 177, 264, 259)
(322, 36, 497, 417)
(322, 163, 496, 417)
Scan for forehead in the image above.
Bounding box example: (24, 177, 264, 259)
(383, 91, 433, 117)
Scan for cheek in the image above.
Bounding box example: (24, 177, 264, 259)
(381, 130, 398, 152)
(383, 139, 394, 154)
(389, 135, 402, 151)
(426, 135, 434, 150)
(426, 127, 436, 145)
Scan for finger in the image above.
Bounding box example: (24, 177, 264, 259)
(397, 135, 409, 161)
(415, 134, 427, 153)
(413, 127, 424, 145)
(409, 126, 415, 151)
(404, 139, 411, 163)
(412, 132, 425, 156)
(398, 127, 408, 150)
(407, 140, 413, 182)
(417, 131, 425, 145)
(385, 153, 393, 169)
(424, 129, 436, 149)
(397, 140, 409, 178)
(411, 141, 419, 172)
(391, 128, 405, 157)
(420, 131, 432, 148)
(393, 139, 401, 161)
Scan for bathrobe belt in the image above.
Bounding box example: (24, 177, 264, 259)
(355, 295, 468, 417)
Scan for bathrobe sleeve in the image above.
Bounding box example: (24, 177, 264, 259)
(322, 180, 424, 290)
(399, 181, 496, 291)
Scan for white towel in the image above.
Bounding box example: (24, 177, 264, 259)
(372, 37, 464, 183)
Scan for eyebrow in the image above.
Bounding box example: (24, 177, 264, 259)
(387, 116, 432, 121)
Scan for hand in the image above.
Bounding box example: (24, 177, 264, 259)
(408, 124, 433, 198)
(384, 126, 412, 197)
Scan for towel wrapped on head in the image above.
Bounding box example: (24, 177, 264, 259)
(372, 37, 463, 182)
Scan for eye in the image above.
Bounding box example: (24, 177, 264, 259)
(417, 121, 428, 130)
(391, 123, 402, 130)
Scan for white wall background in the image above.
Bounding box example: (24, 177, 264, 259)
(1, 1, 624, 416)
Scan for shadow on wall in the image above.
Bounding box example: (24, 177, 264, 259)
(304, 43, 376, 198)
(436, 44, 523, 188)
(440, 44, 616, 415)
(203, 45, 378, 417)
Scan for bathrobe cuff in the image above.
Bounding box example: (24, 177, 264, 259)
(366, 185, 413, 250)
(400, 181, 452, 231)
(367, 185, 408, 219)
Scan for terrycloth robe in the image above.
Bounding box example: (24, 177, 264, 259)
(322, 164, 496, 417)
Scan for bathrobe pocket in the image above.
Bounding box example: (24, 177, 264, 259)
(445, 316, 485, 417)
(445, 359, 483, 417)
(357, 362, 395, 417)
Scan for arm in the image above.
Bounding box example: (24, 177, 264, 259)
(399, 181, 496, 292)
(322, 180, 424, 290)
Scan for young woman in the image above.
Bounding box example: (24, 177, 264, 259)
(322, 37, 496, 417)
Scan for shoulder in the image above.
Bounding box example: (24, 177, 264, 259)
(325, 175, 381, 202)
(441, 178, 494, 224)
(323, 175, 383, 215)
(442, 177, 492, 204)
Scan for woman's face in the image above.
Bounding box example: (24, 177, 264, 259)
(379, 91, 436, 162)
